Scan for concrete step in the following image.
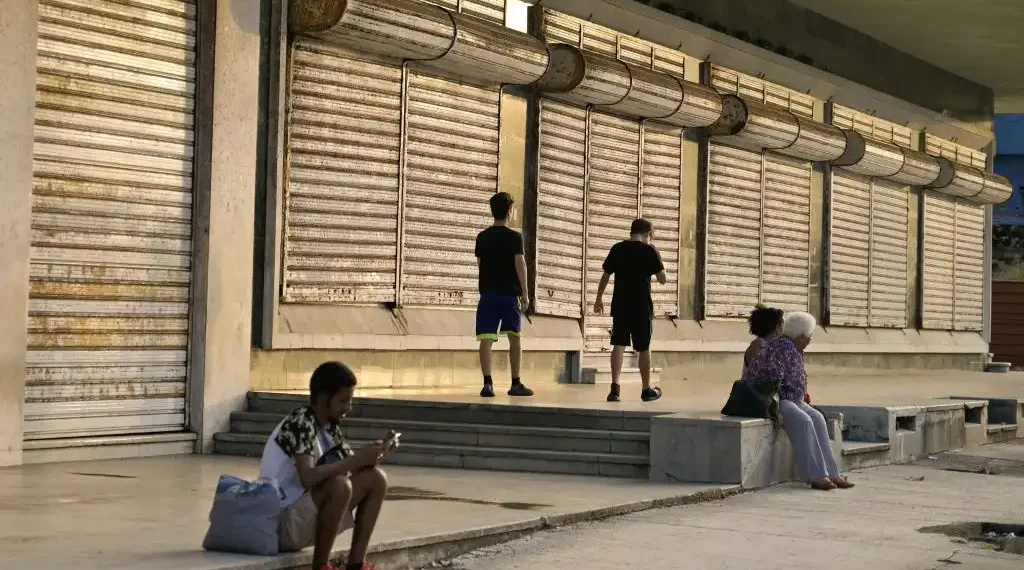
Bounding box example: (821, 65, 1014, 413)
(580, 367, 661, 385)
(230, 412, 650, 455)
(840, 440, 892, 470)
(213, 432, 649, 479)
(582, 352, 639, 369)
(248, 392, 657, 432)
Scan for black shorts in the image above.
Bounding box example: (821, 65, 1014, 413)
(610, 314, 653, 352)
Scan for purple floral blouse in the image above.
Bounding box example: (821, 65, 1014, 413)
(741, 336, 807, 402)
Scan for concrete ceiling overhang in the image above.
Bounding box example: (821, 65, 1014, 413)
(788, 0, 1024, 113)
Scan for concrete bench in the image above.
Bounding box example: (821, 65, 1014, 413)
(649, 411, 844, 488)
(951, 396, 1023, 443)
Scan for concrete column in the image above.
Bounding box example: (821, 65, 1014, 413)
(807, 100, 827, 322)
(0, 0, 37, 467)
(190, 0, 261, 452)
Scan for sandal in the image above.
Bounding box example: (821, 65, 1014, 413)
(830, 476, 855, 489)
(810, 478, 837, 491)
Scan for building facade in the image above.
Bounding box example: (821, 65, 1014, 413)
(0, 0, 1014, 466)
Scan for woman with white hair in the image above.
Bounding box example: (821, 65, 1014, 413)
(742, 311, 854, 491)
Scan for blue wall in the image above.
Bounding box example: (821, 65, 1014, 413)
(995, 114, 1024, 226)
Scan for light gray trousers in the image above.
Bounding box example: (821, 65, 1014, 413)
(779, 399, 840, 481)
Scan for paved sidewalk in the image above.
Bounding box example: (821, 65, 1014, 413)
(444, 465, 1024, 570)
(0, 455, 733, 570)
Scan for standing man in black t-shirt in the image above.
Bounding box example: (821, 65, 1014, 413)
(474, 192, 534, 398)
(593, 218, 666, 402)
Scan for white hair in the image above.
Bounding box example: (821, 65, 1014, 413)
(781, 311, 816, 339)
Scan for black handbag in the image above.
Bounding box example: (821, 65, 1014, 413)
(721, 379, 781, 424)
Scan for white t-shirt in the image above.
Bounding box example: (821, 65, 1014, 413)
(257, 406, 345, 508)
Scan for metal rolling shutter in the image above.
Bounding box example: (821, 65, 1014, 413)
(705, 144, 762, 317)
(829, 105, 912, 328)
(869, 180, 909, 327)
(282, 39, 402, 304)
(535, 100, 586, 318)
(25, 0, 195, 440)
(954, 202, 985, 331)
(922, 194, 957, 330)
(641, 123, 683, 317)
(761, 155, 812, 311)
(585, 112, 640, 351)
(401, 73, 499, 307)
(827, 173, 871, 326)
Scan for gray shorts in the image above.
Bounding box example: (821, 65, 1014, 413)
(278, 493, 355, 552)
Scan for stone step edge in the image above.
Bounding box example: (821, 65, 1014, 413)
(840, 441, 891, 456)
(214, 432, 650, 465)
(230, 412, 651, 441)
(986, 423, 1019, 434)
(248, 392, 663, 419)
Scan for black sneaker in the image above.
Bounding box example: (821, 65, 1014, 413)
(507, 383, 534, 397)
(607, 384, 621, 402)
(641, 386, 663, 402)
(480, 383, 495, 398)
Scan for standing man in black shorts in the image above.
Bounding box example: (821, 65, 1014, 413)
(593, 218, 666, 402)
(475, 192, 534, 398)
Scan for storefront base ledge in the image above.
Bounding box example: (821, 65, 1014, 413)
(271, 332, 583, 352)
(21, 432, 197, 465)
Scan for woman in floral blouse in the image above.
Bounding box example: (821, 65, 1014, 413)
(742, 311, 854, 491)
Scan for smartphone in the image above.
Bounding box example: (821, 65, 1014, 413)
(383, 430, 402, 452)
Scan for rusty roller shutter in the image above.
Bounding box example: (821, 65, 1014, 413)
(922, 194, 957, 330)
(827, 173, 871, 326)
(535, 100, 586, 318)
(282, 39, 402, 304)
(585, 112, 640, 352)
(401, 73, 499, 307)
(641, 123, 683, 317)
(869, 180, 909, 328)
(761, 155, 812, 312)
(25, 0, 196, 440)
(954, 202, 985, 331)
(705, 144, 762, 317)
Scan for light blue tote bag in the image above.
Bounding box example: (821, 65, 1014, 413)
(202, 475, 283, 555)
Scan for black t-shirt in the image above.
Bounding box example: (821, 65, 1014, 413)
(602, 240, 664, 317)
(475, 226, 524, 295)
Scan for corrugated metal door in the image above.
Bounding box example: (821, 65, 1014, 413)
(954, 201, 985, 331)
(869, 180, 909, 327)
(25, 0, 196, 439)
(282, 39, 402, 304)
(761, 155, 812, 311)
(704, 144, 762, 317)
(401, 72, 500, 307)
(922, 194, 957, 330)
(641, 123, 682, 317)
(535, 99, 586, 318)
(706, 66, 816, 317)
(585, 111, 640, 351)
(827, 173, 871, 326)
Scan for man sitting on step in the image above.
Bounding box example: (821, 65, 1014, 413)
(259, 361, 391, 570)
(593, 218, 666, 403)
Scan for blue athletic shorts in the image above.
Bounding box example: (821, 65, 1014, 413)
(475, 292, 522, 341)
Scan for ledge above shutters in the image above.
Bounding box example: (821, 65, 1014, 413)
(536, 44, 723, 128)
(289, 0, 549, 86)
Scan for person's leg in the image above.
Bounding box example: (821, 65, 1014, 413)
(608, 314, 629, 401)
(637, 350, 652, 390)
(799, 402, 849, 484)
(345, 467, 389, 569)
(633, 317, 661, 401)
(778, 400, 833, 489)
(310, 475, 353, 569)
(500, 295, 532, 396)
(475, 293, 500, 397)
